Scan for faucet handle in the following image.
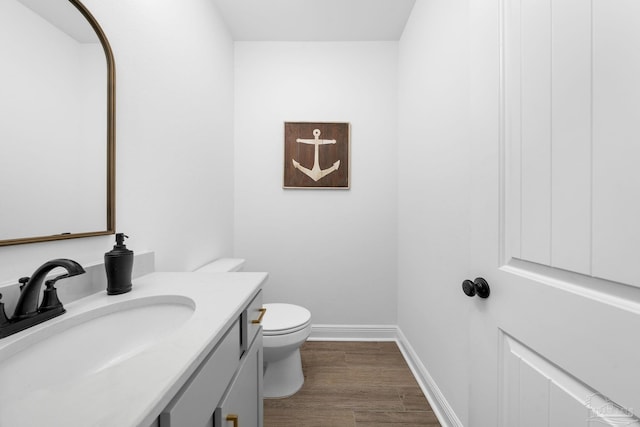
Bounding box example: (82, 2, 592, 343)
(18, 277, 29, 291)
(39, 280, 64, 312)
(0, 294, 8, 326)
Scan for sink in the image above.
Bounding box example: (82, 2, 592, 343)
(0, 295, 195, 400)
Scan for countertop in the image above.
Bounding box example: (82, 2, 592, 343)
(0, 271, 267, 427)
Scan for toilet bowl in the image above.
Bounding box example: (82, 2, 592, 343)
(261, 303, 311, 398)
(194, 258, 312, 398)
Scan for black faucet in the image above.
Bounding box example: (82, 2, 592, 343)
(0, 259, 85, 339)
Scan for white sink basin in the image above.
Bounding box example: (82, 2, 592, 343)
(0, 295, 195, 400)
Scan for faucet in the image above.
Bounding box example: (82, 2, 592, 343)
(0, 259, 85, 338)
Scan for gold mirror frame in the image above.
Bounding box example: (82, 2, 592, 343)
(0, 0, 115, 246)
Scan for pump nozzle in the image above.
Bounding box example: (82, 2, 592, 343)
(115, 233, 129, 247)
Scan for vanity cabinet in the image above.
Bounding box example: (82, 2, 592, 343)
(159, 290, 263, 427)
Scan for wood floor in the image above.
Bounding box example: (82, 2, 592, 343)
(264, 341, 442, 426)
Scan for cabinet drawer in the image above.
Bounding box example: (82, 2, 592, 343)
(160, 320, 240, 427)
(242, 290, 263, 353)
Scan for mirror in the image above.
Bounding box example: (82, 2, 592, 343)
(0, 0, 115, 246)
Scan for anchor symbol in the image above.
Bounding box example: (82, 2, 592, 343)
(292, 129, 341, 182)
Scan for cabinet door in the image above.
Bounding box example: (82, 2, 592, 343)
(160, 321, 241, 427)
(215, 332, 263, 427)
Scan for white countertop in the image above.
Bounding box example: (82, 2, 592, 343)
(0, 271, 267, 427)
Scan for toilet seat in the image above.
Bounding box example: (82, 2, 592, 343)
(262, 303, 311, 336)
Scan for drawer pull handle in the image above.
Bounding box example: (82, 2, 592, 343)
(251, 307, 267, 324)
(226, 414, 239, 427)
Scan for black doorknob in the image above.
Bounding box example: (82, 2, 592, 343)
(462, 277, 490, 298)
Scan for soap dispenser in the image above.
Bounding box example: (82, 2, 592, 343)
(105, 233, 133, 295)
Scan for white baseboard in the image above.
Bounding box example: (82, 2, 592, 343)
(309, 324, 398, 341)
(307, 324, 462, 427)
(395, 328, 464, 427)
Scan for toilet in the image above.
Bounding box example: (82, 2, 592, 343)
(194, 258, 312, 398)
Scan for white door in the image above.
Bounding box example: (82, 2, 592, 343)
(467, 0, 640, 425)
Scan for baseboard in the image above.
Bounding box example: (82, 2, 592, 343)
(307, 324, 462, 427)
(396, 328, 464, 427)
(308, 324, 398, 341)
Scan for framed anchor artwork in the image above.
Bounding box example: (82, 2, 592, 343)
(283, 122, 350, 189)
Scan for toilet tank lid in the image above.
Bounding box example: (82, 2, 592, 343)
(262, 303, 311, 332)
(194, 258, 246, 272)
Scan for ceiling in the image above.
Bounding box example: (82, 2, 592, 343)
(18, 0, 98, 43)
(212, 0, 416, 41)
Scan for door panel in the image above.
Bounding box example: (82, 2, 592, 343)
(518, 0, 552, 266)
(507, 0, 591, 274)
(502, 333, 638, 427)
(506, 0, 640, 285)
(493, 265, 640, 423)
(549, 0, 591, 274)
(592, 0, 640, 286)
(469, 0, 640, 425)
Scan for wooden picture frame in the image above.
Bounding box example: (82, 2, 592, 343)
(283, 122, 350, 189)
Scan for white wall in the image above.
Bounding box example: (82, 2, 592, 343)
(0, 0, 234, 285)
(397, 1, 471, 424)
(234, 42, 398, 325)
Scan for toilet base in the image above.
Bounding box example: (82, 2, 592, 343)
(263, 348, 304, 398)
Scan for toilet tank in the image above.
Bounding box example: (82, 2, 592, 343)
(194, 258, 245, 272)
